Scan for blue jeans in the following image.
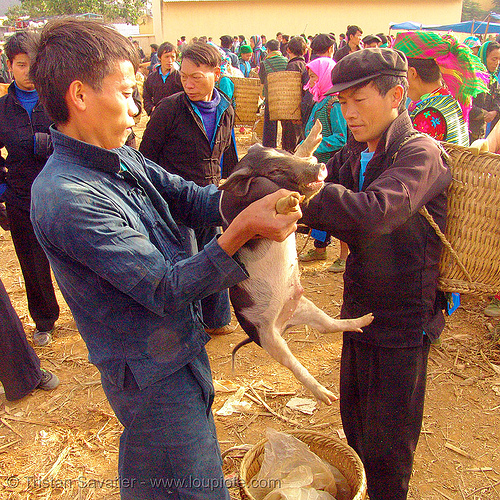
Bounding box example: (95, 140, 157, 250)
(101, 349, 230, 500)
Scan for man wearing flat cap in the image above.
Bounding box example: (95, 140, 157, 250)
(300, 48, 451, 499)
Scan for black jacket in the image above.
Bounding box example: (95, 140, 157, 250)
(142, 67, 183, 116)
(139, 90, 237, 186)
(303, 112, 451, 347)
(0, 83, 52, 211)
(469, 78, 500, 141)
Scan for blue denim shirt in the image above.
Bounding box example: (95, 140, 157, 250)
(31, 128, 248, 389)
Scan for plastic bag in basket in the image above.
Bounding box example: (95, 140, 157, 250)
(248, 429, 351, 500)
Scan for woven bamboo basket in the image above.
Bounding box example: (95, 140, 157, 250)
(267, 71, 302, 121)
(231, 77, 263, 125)
(423, 143, 500, 295)
(239, 430, 366, 500)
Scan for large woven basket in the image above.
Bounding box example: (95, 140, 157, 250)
(267, 71, 302, 121)
(239, 430, 366, 500)
(231, 77, 263, 125)
(427, 143, 500, 295)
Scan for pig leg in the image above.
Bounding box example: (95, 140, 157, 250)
(259, 327, 338, 405)
(275, 193, 305, 214)
(286, 296, 374, 333)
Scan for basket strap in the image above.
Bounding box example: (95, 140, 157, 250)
(418, 205, 473, 283)
(393, 132, 473, 284)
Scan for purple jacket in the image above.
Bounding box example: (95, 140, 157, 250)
(302, 111, 451, 347)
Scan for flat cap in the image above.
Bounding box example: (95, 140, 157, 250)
(310, 33, 335, 54)
(362, 34, 382, 46)
(327, 47, 407, 94)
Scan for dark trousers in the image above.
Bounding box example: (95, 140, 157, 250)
(5, 204, 59, 331)
(195, 226, 231, 329)
(262, 104, 278, 148)
(101, 349, 229, 500)
(340, 335, 430, 500)
(0, 279, 42, 401)
(281, 120, 303, 153)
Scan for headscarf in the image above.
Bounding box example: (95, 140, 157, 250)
(304, 57, 337, 102)
(394, 31, 489, 122)
(463, 36, 481, 50)
(250, 35, 262, 50)
(250, 35, 264, 68)
(478, 41, 499, 83)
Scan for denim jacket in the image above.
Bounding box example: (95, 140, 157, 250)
(31, 128, 247, 389)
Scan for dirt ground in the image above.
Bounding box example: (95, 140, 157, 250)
(1, 119, 500, 500)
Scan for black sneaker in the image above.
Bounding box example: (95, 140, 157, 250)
(33, 328, 54, 346)
(36, 370, 60, 391)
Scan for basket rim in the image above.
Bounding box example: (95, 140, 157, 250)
(238, 429, 367, 500)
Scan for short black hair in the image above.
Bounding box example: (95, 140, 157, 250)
(266, 39, 280, 52)
(346, 25, 362, 41)
(30, 18, 139, 125)
(182, 42, 221, 68)
(407, 58, 441, 83)
(150, 43, 158, 51)
(5, 31, 39, 62)
(157, 41, 176, 58)
(287, 36, 307, 56)
(373, 75, 408, 114)
(346, 75, 408, 115)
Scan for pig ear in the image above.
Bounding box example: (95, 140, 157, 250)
(220, 167, 254, 196)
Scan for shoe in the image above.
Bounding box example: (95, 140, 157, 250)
(205, 324, 237, 336)
(484, 297, 500, 317)
(328, 258, 346, 273)
(298, 248, 327, 262)
(33, 328, 54, 346)
(36, 370, 60, 391)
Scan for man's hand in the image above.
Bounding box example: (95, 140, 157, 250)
(218, 189, 302, 256)
(295, 119, 322, 158)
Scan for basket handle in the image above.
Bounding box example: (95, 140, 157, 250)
(418, 205, 473, 283)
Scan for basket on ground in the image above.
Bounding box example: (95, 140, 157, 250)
(230, 77, 263, 125)
(239, 430, 366, 500)
(267, 71, 302, 121)
(433, 143, 500, 295)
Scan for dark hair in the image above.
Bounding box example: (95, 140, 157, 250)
(346, 25, 362, 41)
(372, 75, 408, 114)
(181, 42, 221, 68)
(5, 31, 39, 62)
(486, 41, 500, 56)
(287, 36, 307, 56)
(266, 39, 280, 52)
(30, 18, 139, 125)
(376, 33, 388, 45)
(282, 34, 289, 42)
(150, 43, 158, 51)
(276, 32, 282, 37)
(219, 35, 233, 49)
(348, 75, 408, 114)
(407, 57, 441, 83)
(157, 41, 176, 58)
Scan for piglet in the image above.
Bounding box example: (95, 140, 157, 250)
(220, 144, 373, 404)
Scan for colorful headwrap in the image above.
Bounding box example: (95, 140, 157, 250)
(463, 36, 481, 49)
(478, 41, 499, 83)
(304, 57, 337, 102)
(394, 31, 489, 122)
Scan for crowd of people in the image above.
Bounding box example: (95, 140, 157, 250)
(0, 18, 499, 500)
